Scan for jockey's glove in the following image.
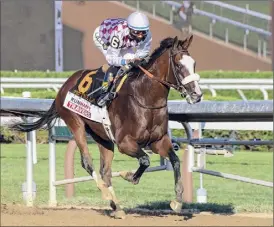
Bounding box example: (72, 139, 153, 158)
(128, 58, 142, 68)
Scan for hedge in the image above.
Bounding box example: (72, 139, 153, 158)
(1, 70, 273, 100)
(1, 126, 272, 151)
(1, 70, 273, 78)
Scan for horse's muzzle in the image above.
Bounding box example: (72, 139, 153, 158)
(186, 92, 203, 104)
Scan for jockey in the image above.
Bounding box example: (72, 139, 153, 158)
(93, 11, 152, 107)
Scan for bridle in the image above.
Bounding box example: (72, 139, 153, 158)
(128, 45, 200, 109)
(139, 48, 200, 98)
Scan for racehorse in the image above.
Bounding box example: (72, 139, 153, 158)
(11, 35, 202, 219)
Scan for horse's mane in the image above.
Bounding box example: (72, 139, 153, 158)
(127, 37, 174, 78)
(144, 37, 174, 67)
(117, 37, 176, 91)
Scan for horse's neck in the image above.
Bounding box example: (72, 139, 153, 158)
(128, 67, 169, 107)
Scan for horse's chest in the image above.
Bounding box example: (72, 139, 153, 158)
(111, 107, 167, 145)
(146, 126, 164, 142)
(141, 113, 167, 142)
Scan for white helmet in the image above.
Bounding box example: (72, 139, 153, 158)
(127, 11, 150, 31)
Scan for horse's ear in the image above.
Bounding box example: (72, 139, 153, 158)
(172, 36, 178, 48)
(182, 34, 193, 50)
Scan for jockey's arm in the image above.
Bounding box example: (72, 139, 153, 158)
(135, 31, 152, 59)
(105, 32, 128, 67)
(105, 47, 126, 67)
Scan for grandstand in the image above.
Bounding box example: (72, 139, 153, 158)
(122, 0, 272, 58)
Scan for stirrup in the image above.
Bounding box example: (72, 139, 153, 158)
(97, 92, 117, 107)
(108, 91, 117, 99)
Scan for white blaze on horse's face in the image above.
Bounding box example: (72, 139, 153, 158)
(180, 55, 195, 75)
(179, 55, 202, 98)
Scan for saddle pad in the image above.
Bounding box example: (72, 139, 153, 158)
(63, 91, 111, 125)
(70, 68, 105, 105)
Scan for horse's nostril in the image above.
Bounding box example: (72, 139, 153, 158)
(181, 93, 187, 98)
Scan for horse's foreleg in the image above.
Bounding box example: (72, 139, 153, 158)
(120, 151, 150, 185)
(118, 136, 150, 185)
(150, 134, 183, 213)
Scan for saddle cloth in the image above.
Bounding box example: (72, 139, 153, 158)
(63, 64, 129, 142)
(69, 64, 128, 107)
(63, 91, 115, 142)
(69, 65, 108, 106)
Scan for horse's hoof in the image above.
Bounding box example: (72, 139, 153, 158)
(110, 210, 126, 219)
(120, 171, 140, 184)
(119, 171, 129, 179)
(120, 171, 133, 182)
(110, 200, 117, 211)
(170, 200, 182, 213)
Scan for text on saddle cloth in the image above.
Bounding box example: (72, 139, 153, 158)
(63, 92, 114, 126)
(63, 91, 115, 142)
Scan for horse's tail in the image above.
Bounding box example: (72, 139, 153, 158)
(11, 100, 59, 133)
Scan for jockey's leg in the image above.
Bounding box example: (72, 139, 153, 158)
(97, 66, 120, 107)
(104, 65, 120, 91)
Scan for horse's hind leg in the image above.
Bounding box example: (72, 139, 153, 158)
(98, 143, 126, 219)
(150, 134, 183, 213)
(58, 110, 111, 200)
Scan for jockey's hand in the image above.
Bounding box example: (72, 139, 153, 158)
(127, 58, 142, 68)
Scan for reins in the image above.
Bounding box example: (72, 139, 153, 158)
(138, 49, 189, 96)
(129, 48, 188, 109)
(138, 65, 178, 90)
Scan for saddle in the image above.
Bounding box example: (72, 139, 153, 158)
(69, 64, 129, 107)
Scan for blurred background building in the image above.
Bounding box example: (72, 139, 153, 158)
(1, 0, 272, 71)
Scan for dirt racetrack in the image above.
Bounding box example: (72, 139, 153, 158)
(1, 204, 273, 226)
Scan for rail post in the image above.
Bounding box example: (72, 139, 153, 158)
(181, 122, 194, 203)
(48, 126, 57, 207)
(21, 91, 36, 207)
(24, 127, 34, 207)
(65, 139, 77, 198)
(225, 28, 229, 43)
(243, 29, 249, 51)
(209, 19, 216, 38)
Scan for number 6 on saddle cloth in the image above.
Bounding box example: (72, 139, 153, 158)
(69, 64, 129, 106)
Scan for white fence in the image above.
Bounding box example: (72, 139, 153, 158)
(1, 77, 273, 100)
(162, 1, 271, 56)
(204, 1, 271, 21)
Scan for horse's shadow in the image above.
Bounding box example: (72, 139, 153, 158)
(97, 201, 235, 220)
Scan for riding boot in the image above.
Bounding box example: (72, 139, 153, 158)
(97, 81, 117, 107)
(97, 66, 119, 107)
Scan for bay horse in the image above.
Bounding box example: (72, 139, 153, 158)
(12, 35, 202, 218)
